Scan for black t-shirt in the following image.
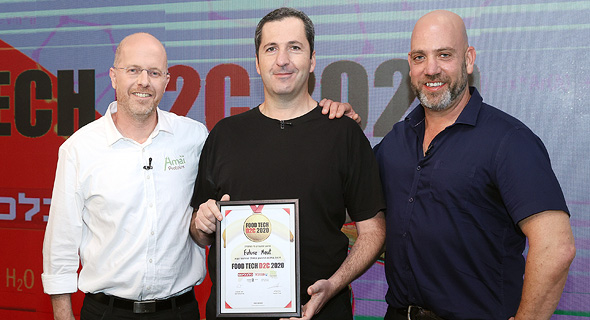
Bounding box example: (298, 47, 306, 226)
(192, 106, 385, 319)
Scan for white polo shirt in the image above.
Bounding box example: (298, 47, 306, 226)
(42, 101, 208, 300)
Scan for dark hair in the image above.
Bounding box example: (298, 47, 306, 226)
(255, 7, 315, 58)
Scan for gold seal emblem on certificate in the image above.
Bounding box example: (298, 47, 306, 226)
(243, 213, 272, 242)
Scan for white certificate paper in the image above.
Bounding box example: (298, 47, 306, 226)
(216, 199, 300, 317)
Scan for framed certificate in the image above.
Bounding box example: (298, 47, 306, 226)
(216, 199, 301, 317)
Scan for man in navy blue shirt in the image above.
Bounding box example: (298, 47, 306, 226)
(375, 10, 576, 320)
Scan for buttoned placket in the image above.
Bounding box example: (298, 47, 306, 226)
(142, 146, 158, 298)
(402, 123, 434, 303)
(404, 157, 425, 301)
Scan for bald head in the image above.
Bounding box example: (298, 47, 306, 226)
(411, 10, 469, 52)
(109, 32, 170, 125)
(407, 10, 475, 113)
(114, 32, 168, 69)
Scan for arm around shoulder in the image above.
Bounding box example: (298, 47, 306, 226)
(319, 98, 361, 124)
(513, 210, 576, 320)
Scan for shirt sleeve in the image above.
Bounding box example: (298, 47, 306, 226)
(42, 145, 83, 295)
(191, 127, 219, 208)
(343, 122, 386, 222)
(494, 126, 569, 225)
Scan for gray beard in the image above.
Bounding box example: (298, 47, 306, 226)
(415, 63, 469, 112)
(419, 89, 452, 111)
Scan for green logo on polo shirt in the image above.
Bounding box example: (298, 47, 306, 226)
(164, 155, 186, 171)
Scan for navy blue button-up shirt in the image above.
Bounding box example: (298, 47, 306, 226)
(375, 87, 569, 319)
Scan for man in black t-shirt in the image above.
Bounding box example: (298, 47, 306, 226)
(189, 7, 385, 320)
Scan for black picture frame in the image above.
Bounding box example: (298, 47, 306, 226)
(216, 199, 300, 317)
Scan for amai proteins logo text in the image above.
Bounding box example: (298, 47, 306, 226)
(164, 155, 186, 171)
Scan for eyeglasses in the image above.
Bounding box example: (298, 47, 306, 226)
(113, 66, 169, 79)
